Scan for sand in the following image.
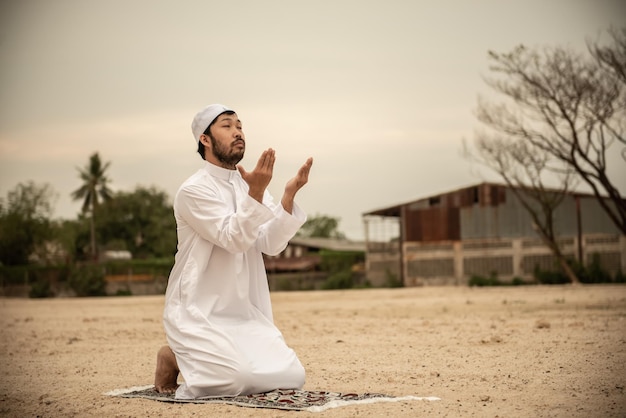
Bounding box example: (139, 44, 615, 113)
(1, 284, 625, 417)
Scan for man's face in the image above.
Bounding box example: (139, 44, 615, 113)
(205, 113, 245, 167)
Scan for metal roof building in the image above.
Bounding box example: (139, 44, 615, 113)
(363, 182, 625, 286)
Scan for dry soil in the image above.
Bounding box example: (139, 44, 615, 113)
(1, 284, 625, 417)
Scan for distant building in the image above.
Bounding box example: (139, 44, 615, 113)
(363, 182, 625, 286)
(264, 236, 366, 290)
(264, 237, 365, 272)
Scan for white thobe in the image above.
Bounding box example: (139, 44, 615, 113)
(163, 161, 306, 399)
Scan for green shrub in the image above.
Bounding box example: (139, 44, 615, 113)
(29, 279, 52, 298)
(68, 264, 106, 296)
(115, 288, 132, 296)
(354, 279, 373, 289)
(322, 270, 354, 289)
(469, 275, 498, 287)
(276, 277, 295, 291)
(533, 265, 570, 284)
(533, 254, 617, 285)
(469, 274, 531, 287)
(511, 276, 526, 286)
(469, 271, 503, 287)
(103, 258, 174, 276)
(0, 264, 69, 286)
(579, 253, 612, 284)
(319, 250, 363, 274)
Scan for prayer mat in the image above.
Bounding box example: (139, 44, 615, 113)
(106, 385, 440, 412)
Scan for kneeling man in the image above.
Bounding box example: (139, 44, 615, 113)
(154, 104, 313, 399)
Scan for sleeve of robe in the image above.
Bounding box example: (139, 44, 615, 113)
(176, 182, 305, 255)
(255, 190, 307, 256)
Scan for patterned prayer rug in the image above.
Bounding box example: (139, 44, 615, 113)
(106, 385, 440, 412)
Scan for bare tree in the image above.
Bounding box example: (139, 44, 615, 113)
(466, 29, 626, 283)
(468, 132, 580, 283)
(465, 28, 626, 282)
(589, 27, 626, 87)
(587, 27, 626, 163)
(476, 30, 625, 234)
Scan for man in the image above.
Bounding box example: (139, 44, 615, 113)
(154, 104, 313, 399)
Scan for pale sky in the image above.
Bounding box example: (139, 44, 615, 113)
(1, 0, 624, 240)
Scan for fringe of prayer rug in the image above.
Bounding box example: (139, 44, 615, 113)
(105, 385, 440, 412)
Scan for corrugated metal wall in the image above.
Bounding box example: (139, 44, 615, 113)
(405, 207, 460, 242)
(364, 183, 625, 285)
(579, 196, 622, 234)
(460, 189, 623, 239)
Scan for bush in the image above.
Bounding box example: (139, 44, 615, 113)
(29, 279, 52, 298)
(322, 270, 354, 289)
(68, 264, 106, 296)
(533, 254, 617, 284)
(276, 277, 295, 291)
(469, 275, 498, 287)
(533, 266, 570, 284)
(103, 258, 174, 276)
(468, 274, 531, 287)
(469, 271, 503, 287)
(320, 250, 363, 274)
(579, 253, 612, 284)
(511, 276, 526, 286)
(0, 264, 69, 286)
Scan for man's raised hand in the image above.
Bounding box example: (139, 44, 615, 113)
(282, 157, 313, 214)
(237, 148, 276, 203)
(285, 157, 313, 196)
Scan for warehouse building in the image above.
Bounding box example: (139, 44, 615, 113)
(363, 183, 625, 286)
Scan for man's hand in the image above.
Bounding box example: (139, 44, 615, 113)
(237, 149, 275, 203)
(282, 157, 313, 214)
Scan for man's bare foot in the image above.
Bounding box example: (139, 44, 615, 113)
(154, 345, 179, 394)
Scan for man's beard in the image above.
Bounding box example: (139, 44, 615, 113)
(209, 135, 244, 167)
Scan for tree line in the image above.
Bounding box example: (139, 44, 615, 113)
(0, 153, 177, 266)
(0, 152, 346, 267)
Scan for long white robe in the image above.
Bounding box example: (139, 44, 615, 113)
(163, 162, 306, 399)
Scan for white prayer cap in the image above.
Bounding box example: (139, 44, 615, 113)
(191, 104, 234, 142)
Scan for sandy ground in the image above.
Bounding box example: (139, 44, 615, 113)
(1, 285, 625, 418)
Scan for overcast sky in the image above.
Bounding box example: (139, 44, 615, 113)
(1, 0, 624, 240)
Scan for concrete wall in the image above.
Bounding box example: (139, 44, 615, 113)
(402, 234, 625, 286)
(365, 242, 401, 287)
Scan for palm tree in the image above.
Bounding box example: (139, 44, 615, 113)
(71, 153, 113, 260)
